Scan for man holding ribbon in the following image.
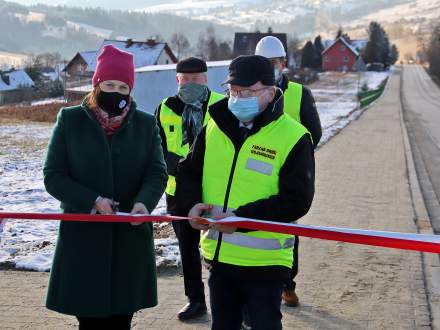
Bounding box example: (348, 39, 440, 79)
(155, 57, 224, 321)
(175, 55, 315, 330)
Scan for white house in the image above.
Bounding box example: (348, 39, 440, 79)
(132, 60, 230, 113)
(64, 39, 178, 76)
(66, 60, 230, 112)
(0, 69, 34, 91)
(88, 39, 178, 72)
(0, 69, 35, 105)
(64, 38, 179, 99)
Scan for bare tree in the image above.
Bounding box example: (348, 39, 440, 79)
(25, 52, 62, 69)
(287, 37, 301, 54)
(38, 52, 62, 68)
(170, 33, 190, 60)
(288, 36, 301, 69)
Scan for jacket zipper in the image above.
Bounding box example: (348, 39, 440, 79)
(212, 141, 243, 263)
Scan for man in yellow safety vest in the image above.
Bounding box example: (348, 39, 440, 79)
(256, 36, 322, 306)
(175, 55, 315, 330)
(155, 57, 224, 321)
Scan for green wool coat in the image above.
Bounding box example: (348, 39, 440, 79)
(43, 101, 167, 317)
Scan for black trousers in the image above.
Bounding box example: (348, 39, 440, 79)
(168, 195, 205, 302)
(168, 201, 204, 303)
(285, 235, 299, 291)
(209, 268, 283, 330)
(172, 219, 205, 302)
(76, 314, 133, 330)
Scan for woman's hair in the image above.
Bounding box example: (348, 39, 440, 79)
(84, 86, 101, 109)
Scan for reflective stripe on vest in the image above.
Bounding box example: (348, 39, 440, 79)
(201, 114, 308, 268)
(206, 230, 295, 250)
(206, 205, 294, 250)
(284, 81, 303, 123)
(160, 91, 224, 196)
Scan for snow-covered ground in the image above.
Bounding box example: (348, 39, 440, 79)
(0, 71, 389, 271)
(313, 71, 390, 146)
(140, 0, 438, 34)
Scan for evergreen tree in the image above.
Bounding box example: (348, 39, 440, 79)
(205, 26, 219, 60)
(24, 66, 42, 83)
(364, 21, 387, 65)
(195, 26, 232, 61)
(382, 34, 391, 67)
(314, 35, 324, 69)
(336, 27, 343, 39)
(335, 27, 351, 42)
(364, 21, 399, 68)
(389, 44, 399, 65)
(301, 41, 316, 69)
(427, 23, 440, 80)
(216, 41, 232, 60)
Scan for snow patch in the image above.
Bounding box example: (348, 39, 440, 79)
(31, 97, 65, 106)
(66, 21, 113, 39)
(0, 71, 390, 271)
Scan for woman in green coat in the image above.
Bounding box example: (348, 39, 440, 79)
(43, 45, 167, 329)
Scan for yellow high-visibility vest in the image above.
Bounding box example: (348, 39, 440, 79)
(284, 81, 303, 122)
(159, 91, 224, 196)
(201, 113, 308, 268)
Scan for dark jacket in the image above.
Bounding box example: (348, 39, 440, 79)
(175, 91, 315, 280)
(43, 101, 167, 317)
(279, 74, 322, 148)
(154, 90, 215, 214)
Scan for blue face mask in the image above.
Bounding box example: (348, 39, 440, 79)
(228, 96, 260, 122)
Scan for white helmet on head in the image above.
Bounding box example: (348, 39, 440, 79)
(255, 36, 286, 59)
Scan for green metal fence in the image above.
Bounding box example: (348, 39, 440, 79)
(358, 78, 389, 109)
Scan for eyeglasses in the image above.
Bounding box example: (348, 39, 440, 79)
(227, 87, 272, 98)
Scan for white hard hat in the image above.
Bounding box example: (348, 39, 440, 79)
(255, 36, 286, 59)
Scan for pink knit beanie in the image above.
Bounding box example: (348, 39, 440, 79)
(92, 45, 135, 90)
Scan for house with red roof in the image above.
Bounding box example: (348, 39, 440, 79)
(322, 37, 366, 72)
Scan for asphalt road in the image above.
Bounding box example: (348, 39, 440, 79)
(401, 64, 440, 233)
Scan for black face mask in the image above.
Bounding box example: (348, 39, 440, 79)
(97, 91, 130, 117)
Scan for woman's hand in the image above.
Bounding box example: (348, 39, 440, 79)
(95, 197, 117, 215)
(188, 203, 212, 231)
(130, 202, 149, 226)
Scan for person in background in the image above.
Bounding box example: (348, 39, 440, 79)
(155, 57, 224, 321)
(44, 45, 167, 330)
(256, 36, 322, 307)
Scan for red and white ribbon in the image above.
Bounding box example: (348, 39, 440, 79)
(0, 212, 439, 254)
(204, 217, 440, 254)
